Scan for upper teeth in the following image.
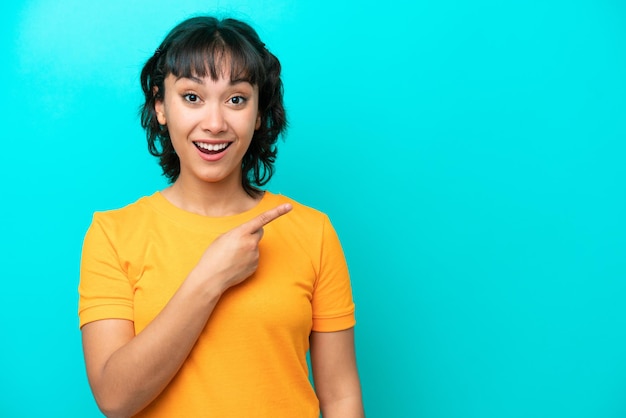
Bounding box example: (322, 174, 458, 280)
(195, 142, 228, 151)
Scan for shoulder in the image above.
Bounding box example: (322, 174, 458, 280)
(89, 193, 159, 234)
(264, 192, 329, 224)
(262, 192, 340, 246)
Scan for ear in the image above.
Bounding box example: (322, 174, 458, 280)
(153, 87, 166, 125)
(255, 114, 261, 130)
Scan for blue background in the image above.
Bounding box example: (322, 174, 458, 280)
(2, 0, 626, 417)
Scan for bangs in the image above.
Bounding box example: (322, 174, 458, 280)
(164, 29, 264, 85)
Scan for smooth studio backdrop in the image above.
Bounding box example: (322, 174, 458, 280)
(2, 1, 625, 417)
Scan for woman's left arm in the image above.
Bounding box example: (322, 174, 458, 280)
(310, 328, 365, 418)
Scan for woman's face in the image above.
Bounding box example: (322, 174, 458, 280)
(155, 72, 261, 189)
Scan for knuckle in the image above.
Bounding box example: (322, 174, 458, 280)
(258, 214, 271, 226)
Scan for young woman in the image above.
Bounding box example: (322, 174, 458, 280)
(78, 16, 364, 418)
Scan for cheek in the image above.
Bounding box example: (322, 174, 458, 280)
(166, 110, 195, 133)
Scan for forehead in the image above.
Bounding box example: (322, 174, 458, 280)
(165, 44, 262, 87)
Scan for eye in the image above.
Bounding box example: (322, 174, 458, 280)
(183, 93, 199, 103)
(228, 96, 247, 105)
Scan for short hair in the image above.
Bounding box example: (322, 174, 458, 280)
(139, 16, 287, 197)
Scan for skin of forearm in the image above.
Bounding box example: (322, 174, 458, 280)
(320, 394, 365, 418)
(91, 271, 224, 417)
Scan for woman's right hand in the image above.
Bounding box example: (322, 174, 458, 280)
(81, 203, 292, 418)
(191, 202, 293, 294)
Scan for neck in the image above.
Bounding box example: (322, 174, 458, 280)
(162, 176, 261, 217)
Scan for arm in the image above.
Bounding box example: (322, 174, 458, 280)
(81, 204, 292, 418)
(82, 273, 222, 418)
(310, 328, 365, 418)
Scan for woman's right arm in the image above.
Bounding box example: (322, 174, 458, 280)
(81, 204, 291, 418)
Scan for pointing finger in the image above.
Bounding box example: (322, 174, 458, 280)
(243, 203, 292, 234)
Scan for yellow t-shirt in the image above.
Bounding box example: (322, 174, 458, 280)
(78, 191, 355, 417)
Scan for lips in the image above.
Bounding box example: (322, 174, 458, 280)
(194, 141, 231, 155)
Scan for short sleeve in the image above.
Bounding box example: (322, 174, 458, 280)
(78, 214, 134, 328)
(311, 216, 356, 332)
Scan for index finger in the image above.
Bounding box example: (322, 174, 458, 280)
(242, 203, 293, 234)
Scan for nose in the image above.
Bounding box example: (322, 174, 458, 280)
(200, 103, 228, 134)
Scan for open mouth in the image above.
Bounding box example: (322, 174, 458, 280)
(194, 142, 231, 155)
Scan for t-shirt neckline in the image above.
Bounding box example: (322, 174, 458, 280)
(146, 190, 281, 233)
